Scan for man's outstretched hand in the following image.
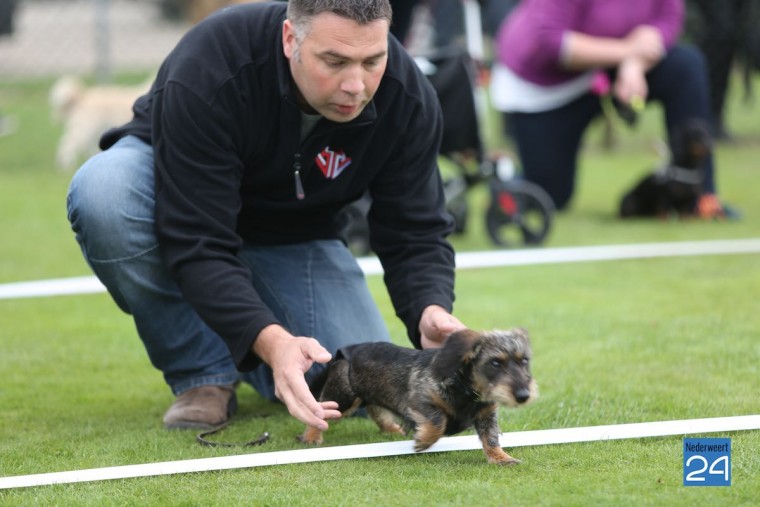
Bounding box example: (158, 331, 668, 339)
(253, 325, 342, 430)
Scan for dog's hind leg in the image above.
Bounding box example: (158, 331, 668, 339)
(298, 426, 324, 445)
(473, 406, 520, 465)
(366, 405, 405, 436)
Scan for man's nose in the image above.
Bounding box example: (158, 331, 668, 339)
(341, 67, 365, 95)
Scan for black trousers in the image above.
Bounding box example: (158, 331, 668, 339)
(691, 0, 752, 131)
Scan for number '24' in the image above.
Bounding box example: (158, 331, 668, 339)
(685, 455, 730, 482)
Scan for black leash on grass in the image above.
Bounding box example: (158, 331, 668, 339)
(196, 419, 271, 448)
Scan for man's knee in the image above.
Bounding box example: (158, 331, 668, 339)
(69, 160, 129, 236)
(66, 147, 156, 261)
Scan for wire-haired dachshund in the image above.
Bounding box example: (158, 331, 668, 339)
(299, 328, 538, 465)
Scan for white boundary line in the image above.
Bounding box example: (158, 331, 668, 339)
(1, 241, 759, 488)
(1, 238, 759, 300)
(1, 415, 758, 490)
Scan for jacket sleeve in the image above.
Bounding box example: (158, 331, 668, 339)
(152, 81, 278, 370)
(366, 78, 456, 349)
(496, 0, 586, 83)
(497, 0, 685, 82)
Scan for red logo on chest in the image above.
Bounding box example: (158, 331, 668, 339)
(315, 147, 352, 180)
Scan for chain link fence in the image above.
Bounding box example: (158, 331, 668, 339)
(0, 0, 195, 82)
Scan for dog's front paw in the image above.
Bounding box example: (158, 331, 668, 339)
(492, 456, 521, 466)
(412, 421, 444, 452)
(298, 427, 324, 445)
(483, 446, 522, 465)
(413, 439, 434, 452)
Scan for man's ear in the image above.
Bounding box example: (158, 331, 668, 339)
(282, 19, 296, 59)
(431, 329, 480, 379)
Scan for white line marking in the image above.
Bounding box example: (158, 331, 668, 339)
(0, 275, 106, 299)
(2, 239, 759, 300)
(1, 415, 758, 489)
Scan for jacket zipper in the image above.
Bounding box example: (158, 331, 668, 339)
(292, 118, 373, 201)
(293, 153, 305, 200)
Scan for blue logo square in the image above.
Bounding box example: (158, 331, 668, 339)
(683, 438, 731, 486)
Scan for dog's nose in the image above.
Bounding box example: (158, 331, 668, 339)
(515, 388, 531, 404)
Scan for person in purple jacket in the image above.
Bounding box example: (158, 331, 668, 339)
(491, 0, 733, 218)
(66, 0, 466, 431)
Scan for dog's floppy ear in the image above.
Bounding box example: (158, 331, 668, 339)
(512, 327, 531, 343)
(431, 329, 480, 379)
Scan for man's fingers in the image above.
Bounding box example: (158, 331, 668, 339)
(320, 401, 342, 420)
(281, 390, 341, 427)
(281, 392, 329, 429)
(276, 369, 332, 430)
(303, 338, 332, 364)
(419, 306, 467, 349)
(268, 337, 343, 429)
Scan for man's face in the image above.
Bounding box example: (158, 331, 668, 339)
(282, 12, 389, 123)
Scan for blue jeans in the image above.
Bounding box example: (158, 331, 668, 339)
(66, 135, 391, 399)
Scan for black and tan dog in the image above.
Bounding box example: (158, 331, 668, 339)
(619, 119, 712, 218)
(299, 328, 538, 465)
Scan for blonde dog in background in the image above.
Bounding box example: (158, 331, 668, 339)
(49, 76, 150, 170)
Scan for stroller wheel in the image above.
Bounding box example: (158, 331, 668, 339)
(486, 180, 555, 247)
(443, 176, 470, 234)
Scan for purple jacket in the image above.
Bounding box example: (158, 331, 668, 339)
(496, 0, 684, 86)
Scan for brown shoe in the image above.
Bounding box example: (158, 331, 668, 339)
(163, 385, 237, 430)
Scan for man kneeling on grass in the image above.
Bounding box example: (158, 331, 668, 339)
(66, 0, 467, 431)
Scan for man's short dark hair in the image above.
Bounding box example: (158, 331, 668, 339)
(287, 0, 393, 42)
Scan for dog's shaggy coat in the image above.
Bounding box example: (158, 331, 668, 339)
(300, 328, 538, 465)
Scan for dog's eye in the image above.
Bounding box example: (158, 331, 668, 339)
(521, 358, 530, 366)
(490, 359, 502, 369)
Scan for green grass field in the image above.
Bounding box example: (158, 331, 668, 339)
(1, 77, 759, 506)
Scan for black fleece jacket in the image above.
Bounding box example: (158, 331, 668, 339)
(100, 2, 455, 370)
